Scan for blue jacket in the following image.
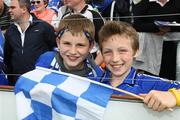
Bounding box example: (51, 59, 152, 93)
(101, 67, 180, 94)
(0, 29, 8, 85)
(36, 51, 104, 82)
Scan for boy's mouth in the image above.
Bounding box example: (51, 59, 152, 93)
(67, 55, 79, 61)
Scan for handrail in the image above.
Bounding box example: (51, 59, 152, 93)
(0, 85, 14, 92)
(0, 85, 142, 101)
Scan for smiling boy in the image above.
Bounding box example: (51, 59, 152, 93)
(36, 14, 103, 80)
(99, 21, 180, 111)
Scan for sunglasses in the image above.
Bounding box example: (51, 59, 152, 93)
(31, 1, 41, 5)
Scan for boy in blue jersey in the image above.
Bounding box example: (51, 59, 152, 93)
(99, 21, 180, 111)
(36, 14, 103, 81)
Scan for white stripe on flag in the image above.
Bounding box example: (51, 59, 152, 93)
(57, 76, 90, 97)
(76, 98, 105, 120)
(16, 92, 33, 120)
(23, 68, 50, 83)
(30, 83, 56, 106)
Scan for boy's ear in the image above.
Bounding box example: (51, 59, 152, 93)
(133, 49, 140, 58)
(56, 37, 60, 47)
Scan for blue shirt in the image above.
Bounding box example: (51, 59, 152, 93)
(101, 67, 180, 95)
(36, 51, 104, 82)
(0, 29, 8, 85)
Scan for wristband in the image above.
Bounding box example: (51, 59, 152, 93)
(168, 88, 180, 106)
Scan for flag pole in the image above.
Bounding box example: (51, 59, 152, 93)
(112, 87, 144, 100)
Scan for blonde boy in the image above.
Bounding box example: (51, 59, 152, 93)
(99, 21, 180, 111)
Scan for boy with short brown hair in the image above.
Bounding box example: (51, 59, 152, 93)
(99, 21, 180, 112)
(36, 14, 103, 81)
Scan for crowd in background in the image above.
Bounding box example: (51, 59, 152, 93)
(0, 0, 180, 86)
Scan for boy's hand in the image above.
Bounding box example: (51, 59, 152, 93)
(140, 90, 176, 112)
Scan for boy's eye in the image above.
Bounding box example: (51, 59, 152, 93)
(77, 43, 85, 47)
(103, 51, 112, 54)
(63, 42, 71, 45)
(119, 49, 128, 53)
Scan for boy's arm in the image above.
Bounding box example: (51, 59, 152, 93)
(141, 89, 180, 112)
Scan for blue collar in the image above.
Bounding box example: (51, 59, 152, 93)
(101, 67, 137, 85)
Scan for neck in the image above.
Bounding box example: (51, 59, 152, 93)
(110, 76, 124, 87)
(110, 69, 131, 87)
(72, 2, 86, 13)
(17, 13, 30, 32)
(36, 8, 46, 14)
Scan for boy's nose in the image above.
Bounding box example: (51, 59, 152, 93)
(69, 46, 77, 54)
(112, 52, 119, 63)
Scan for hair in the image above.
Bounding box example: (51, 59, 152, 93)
(99, 21, 139, 52)
(58, 14, 95, 42)
(43, 0, 49, 7)
(18, 0, 31, 12)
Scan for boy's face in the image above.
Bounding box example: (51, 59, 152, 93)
(102, 34, 138, 79)
(57, 31, 93, 70)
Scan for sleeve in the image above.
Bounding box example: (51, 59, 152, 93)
(35, 51, 56, 69)
(4, 30, 13, 74)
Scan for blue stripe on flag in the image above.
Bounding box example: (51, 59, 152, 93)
(23, 113, 37, 120)
(15, 76, 38, 99)
(41, 72, 67, 86)
(81, 83, 113, 108)
(52, 88, 78, 117)
(31, 100, 52, 120)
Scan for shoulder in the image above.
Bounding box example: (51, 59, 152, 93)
(5, 24, 17, 36)
(35, 51, 57, 68)
(136, 72, 164, 81)
(31, 15, 54, 29)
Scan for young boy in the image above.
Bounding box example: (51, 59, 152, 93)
(99, 21, 180, 111)
(35, 14, 103, 81)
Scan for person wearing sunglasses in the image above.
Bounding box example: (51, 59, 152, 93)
(36, 14, 103, 82)
(31, 0, 57, 27)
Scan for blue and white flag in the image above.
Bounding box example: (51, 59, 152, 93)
(15, 67, 113, 120)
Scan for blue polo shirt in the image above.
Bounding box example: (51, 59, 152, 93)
(101, 67, 180, 95)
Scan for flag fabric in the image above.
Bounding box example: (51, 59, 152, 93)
(15, 67, 113, 120)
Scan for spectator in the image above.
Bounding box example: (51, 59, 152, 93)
(132, 0, 180, 80)
(36, 14, 103, 81)
(31, 0, 57, 27)
(99, 21, 180, 112)
(89, 0, 130, 22)
(4, 0, 56, 85)
(0, 0, 11, 33)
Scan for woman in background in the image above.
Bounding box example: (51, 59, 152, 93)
(31, 0, 57, 27)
